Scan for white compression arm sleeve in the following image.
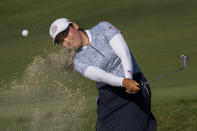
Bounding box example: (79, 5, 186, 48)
(84, 66, 124, 87)
(109, 33, 133, 79)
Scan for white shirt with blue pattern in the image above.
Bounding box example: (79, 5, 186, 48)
(74, 22, 141, 88)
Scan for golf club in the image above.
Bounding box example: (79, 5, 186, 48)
(144, 54, 188, 85)
(140, 54, 188, 96)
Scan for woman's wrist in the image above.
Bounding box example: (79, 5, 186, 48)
(122, 78, 129, 88)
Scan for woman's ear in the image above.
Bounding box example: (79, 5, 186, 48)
(72, 22, 79, 30)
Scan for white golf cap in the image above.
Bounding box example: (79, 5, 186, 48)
(49, 18, 72, 43)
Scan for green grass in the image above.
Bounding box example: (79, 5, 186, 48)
(0, 0, 197, 130)
(153, 98, 197, 131)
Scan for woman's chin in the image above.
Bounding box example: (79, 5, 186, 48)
(74, 45, 83, 49)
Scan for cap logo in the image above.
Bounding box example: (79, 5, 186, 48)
(52, 25, 57, 33)
(109, 26, 115, 30)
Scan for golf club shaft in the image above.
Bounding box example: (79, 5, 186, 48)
(145, 67, 184, 85)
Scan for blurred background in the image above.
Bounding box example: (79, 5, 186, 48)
(0, 0, 197, 130)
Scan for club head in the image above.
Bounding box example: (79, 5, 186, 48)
(180, 54, 188, 68)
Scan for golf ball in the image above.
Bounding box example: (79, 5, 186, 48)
(22, 29, 29, 37)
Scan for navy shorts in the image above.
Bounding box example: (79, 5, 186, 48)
(96, 73, 157, 131)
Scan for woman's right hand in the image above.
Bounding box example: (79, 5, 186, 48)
(122, 78, 140, 94)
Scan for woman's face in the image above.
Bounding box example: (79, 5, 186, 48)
(61, 24, 83, 49)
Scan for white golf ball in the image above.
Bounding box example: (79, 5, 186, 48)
(22, 29, 29, 37)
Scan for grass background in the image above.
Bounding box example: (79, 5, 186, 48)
(0, 0, 197, 130)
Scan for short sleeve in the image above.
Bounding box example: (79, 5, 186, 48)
(98, 22, 121, 42)
(73, 57, 90, 76)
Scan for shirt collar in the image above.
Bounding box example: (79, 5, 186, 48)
(85, 30, 92, 43)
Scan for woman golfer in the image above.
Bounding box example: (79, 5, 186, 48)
(49, 18, 157, 131)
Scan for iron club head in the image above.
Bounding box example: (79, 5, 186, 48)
(180, 54, 188, 68)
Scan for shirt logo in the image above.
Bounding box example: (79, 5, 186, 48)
(52, 25, 57, 33)
(128, 70, 132, 74)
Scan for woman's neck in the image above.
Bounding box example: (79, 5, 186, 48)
(80, 31, 90, 46)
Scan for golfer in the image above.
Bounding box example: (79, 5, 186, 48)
(49, 18, 157, 131)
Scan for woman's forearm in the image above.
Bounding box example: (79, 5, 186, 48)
(84, 66, 124, 87)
